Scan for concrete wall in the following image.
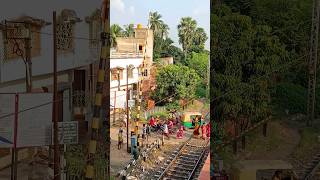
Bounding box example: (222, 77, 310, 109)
(110, 57, 143, 89)
(0, 21, 98, 84)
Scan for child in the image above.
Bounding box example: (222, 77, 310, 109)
(133, 145, 138, 160)
(142, 124, 147, 140)
(146, 124, 151, 141)
(163, 123, 170, 139)
(118, 127, 123, 149)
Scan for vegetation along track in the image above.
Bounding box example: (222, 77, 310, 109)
(153, 137, 209, 180)
(293, 152, 320, 180)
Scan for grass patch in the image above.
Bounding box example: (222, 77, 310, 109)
(292, 127, 320, 161)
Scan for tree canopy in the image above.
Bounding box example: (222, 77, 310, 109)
(211, 6, 288, 124)
(152, 64, 200, 104)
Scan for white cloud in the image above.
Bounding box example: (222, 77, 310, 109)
(111, 0, 125, 13)
(129, 6, 135, 14)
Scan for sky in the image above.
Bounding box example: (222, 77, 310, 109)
(0, 0, 210, 50)
(111, 0, 210, 50)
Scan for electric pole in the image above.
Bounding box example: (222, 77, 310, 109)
(85, 0, 110, 179)
(126, 65, 129, 153)
(307, 0, 320, 126)
(53, 11, 60, 180)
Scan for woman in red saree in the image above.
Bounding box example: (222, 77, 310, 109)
(176, 125, 184, 139)
(193, 116, 200, 137)
(206, 123, 210, 139)
(201, 123, 207, 139)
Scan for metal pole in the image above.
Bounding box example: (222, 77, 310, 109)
(113, 91, 116, 125)
(126, 65, 129, 153)
(85, 0, 110, 178)
(53, 11, 60, 180)
(11, 94, 18, 180)
(25, 23, 32, 92)
(307, 0, 320, 126)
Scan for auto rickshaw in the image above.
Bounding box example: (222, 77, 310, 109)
(229, 160, 297, 180)
(181, 111, 203, 128)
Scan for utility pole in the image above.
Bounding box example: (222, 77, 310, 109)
(85, 0, 110, 179)
(126, 65, 129, 153)
(25, 23, 32, 92)
(307, 0, 320, 126)
(52, 11, 60, 180)
(113, 91, 116, 125)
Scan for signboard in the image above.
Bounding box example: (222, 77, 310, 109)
(58, 121, 78, 144)
(126, 100, 135, 108)
(0, 93, 53, 148)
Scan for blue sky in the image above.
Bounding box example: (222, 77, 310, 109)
(111, 0, 210, 50)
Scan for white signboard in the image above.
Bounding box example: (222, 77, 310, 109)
(0, 93, 53, 148)
(57, 121, 78, 144)
(125, 100, 135, 108)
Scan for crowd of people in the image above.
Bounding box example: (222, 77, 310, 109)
(117, 111, 210, 158)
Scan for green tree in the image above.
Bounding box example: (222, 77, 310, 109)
(190, 27, 208, 53)
(110, 24, 123, 47)
(211, 8, 288, 133)
(152, 64, 200, 104)
(178, 17, 197, 57)
(150, 12, 169, 39)
(187, 52, 209, 80)
(149, 12, 171, 59)
(123, 24, 135, 37)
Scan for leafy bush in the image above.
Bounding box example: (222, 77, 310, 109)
(165, 101, 181, 112)
(195, 84, 207, 98)
(271, 83, 320, 116)
(147, 111, 169, 121)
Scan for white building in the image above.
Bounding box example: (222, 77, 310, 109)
(109, 26, 154, 109)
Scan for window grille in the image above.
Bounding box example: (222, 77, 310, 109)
(57, 22, 74, 52)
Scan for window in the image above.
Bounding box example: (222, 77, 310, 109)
(2, 26, 41, 61)
(57, 22, 74, 52)
(111, 68, 123, 81)
(128, 68, 133, 78)
(139, 45, 143, 51)
(143, 69, 148, 77)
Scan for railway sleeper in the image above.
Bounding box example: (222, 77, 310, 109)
(166, 170, 190, 177)
(175, 162, 196, 168)
(171, 164, 194, 171)
(181, 152, 201, 157)
(176, 159, 198, 164)
(179, 156, 199, 161)
(167, 173, 189, 179)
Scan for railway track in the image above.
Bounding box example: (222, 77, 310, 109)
(154, 138, 209, 180)
(292, 152, 320, 180)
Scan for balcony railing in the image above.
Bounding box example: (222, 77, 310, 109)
(110, 52, 144, 59)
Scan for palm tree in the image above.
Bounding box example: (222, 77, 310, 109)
(123, 24, 135, 37)
(150, 11, 169, 39)
(177, 17, 197, 56)
(159, 23, 170, 39)
(194, 27, 208, 46)
(111, 24, 123, 47)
